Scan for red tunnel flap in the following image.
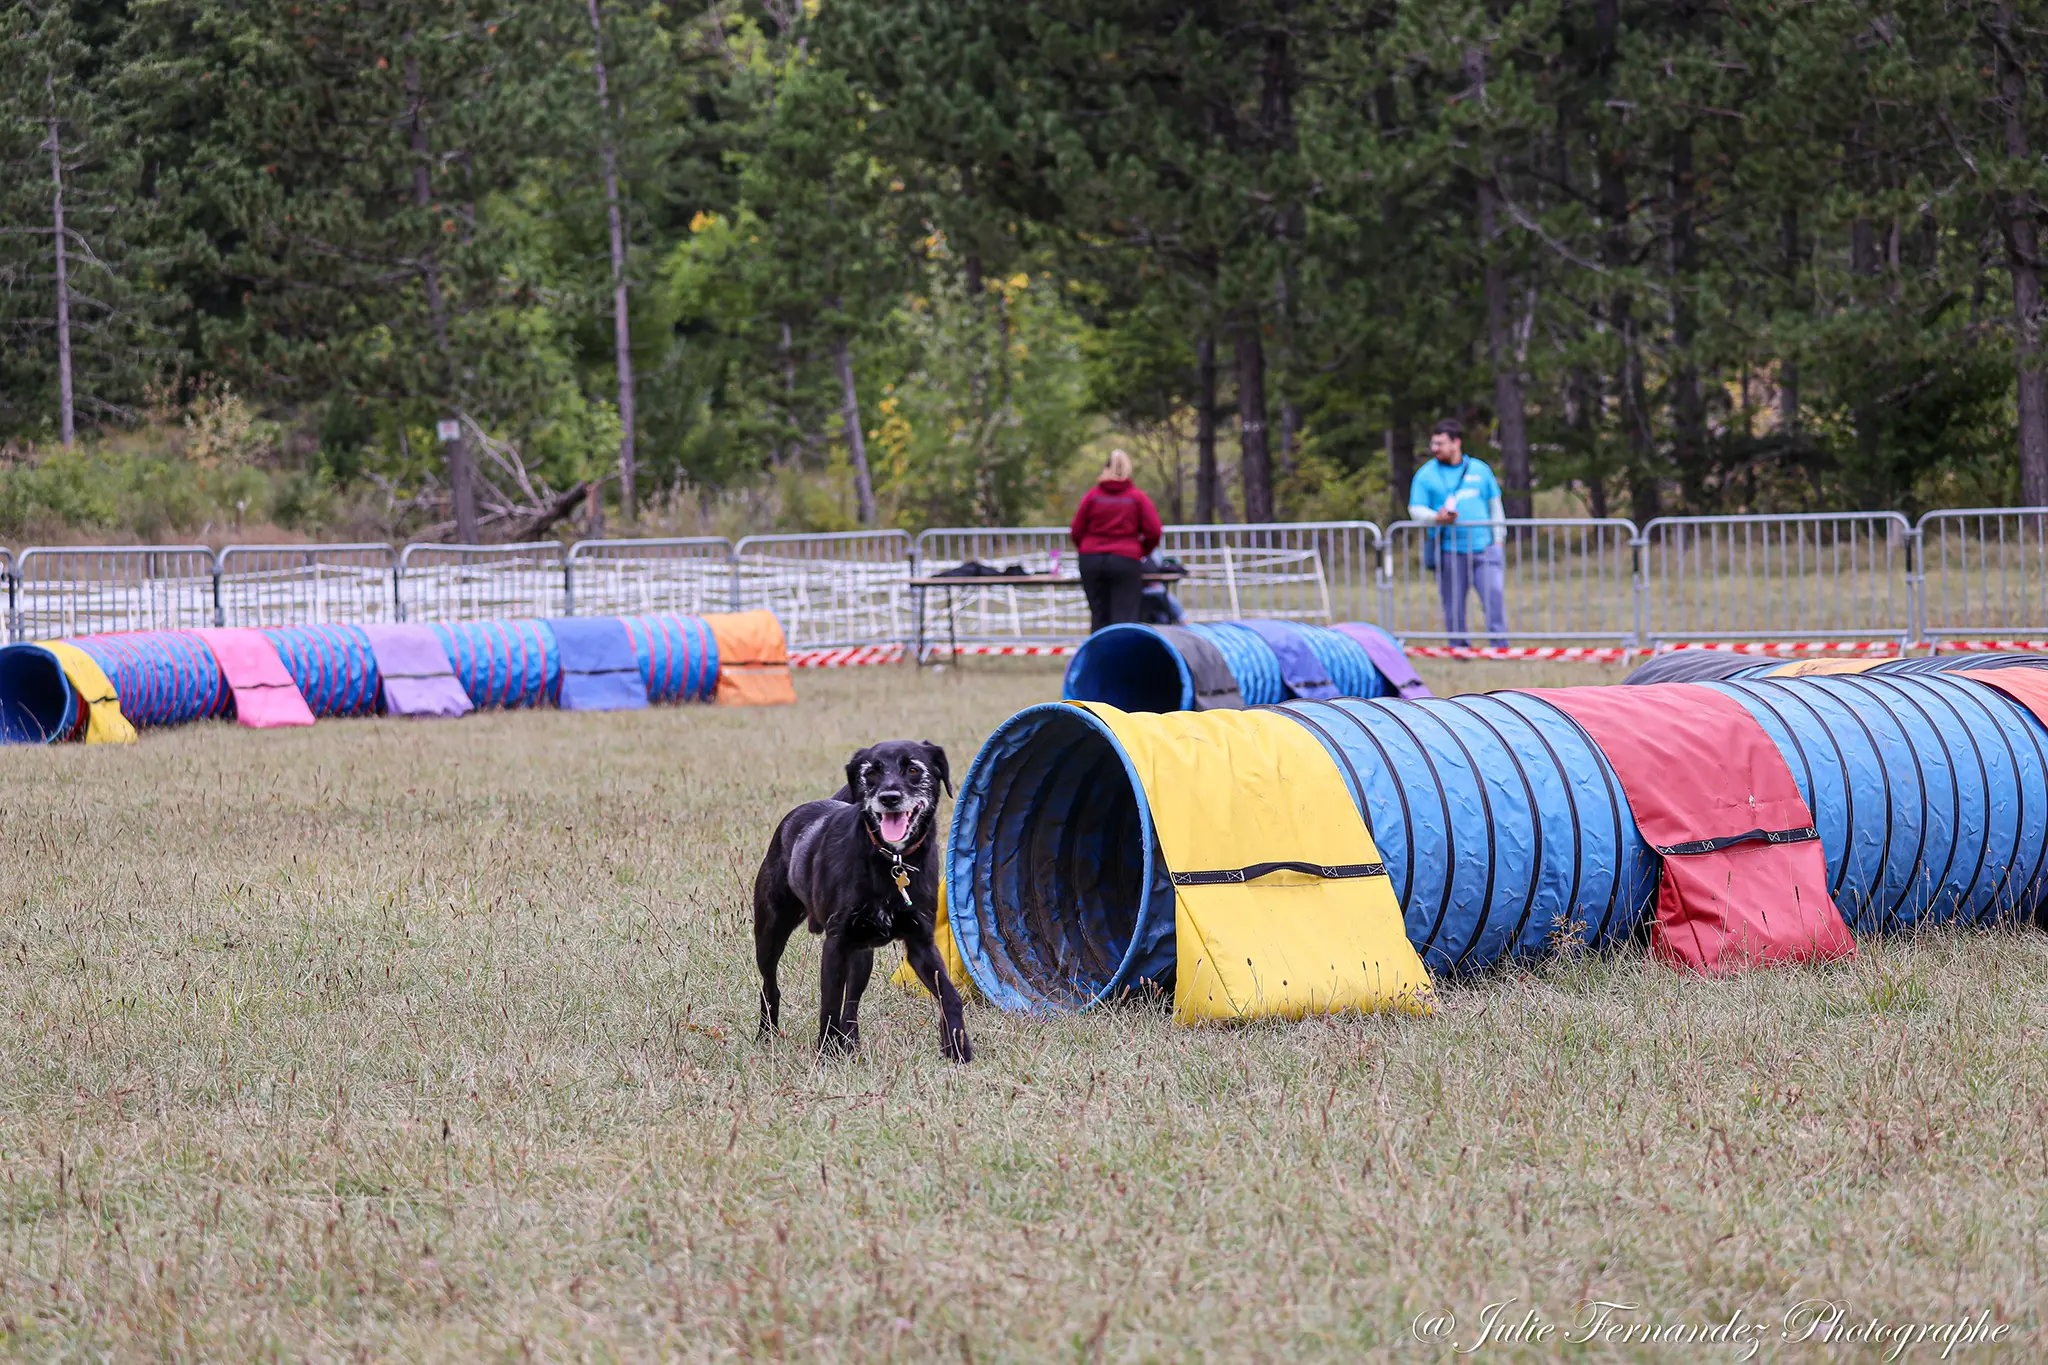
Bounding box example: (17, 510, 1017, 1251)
(1955, 668, 2048, 731)
(1529, 684, 1854, 975)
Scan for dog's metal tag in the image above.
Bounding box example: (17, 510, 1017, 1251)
(893, 867, 912, 905)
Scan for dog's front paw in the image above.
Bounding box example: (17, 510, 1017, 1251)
(943, 1026, 974, 1064)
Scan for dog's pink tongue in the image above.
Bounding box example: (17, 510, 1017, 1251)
(879, 810, 913, 843)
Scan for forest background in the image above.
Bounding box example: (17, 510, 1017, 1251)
(5, 0, 2048, 545)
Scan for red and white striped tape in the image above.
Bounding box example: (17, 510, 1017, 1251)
(789, 644, 905, 668)
(791, 635, 2048, 668)
(1406, 645, 1636, 663)
(1928, 639, 2048, 655)
(1659, 639, 1904, 656)
(789, 641, 1080, 667)
(921, 643, 1078, 660)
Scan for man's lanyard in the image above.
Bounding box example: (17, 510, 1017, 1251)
(1436, 463, 1480, 512)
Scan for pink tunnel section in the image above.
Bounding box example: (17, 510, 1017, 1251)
(195, 629, 316, 729)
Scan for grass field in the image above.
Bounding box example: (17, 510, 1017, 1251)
(3, 658, 2045, 1361)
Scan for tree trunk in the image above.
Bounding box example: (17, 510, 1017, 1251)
(447, 429, 479, 543)
(1566, 368, 1607, 518)
(832, 333, 878, 525)
(1463, 45, 1530, 520)
(1275, 247, 1300, 480)
(1477, 176, 1531, 520)
(1669, 128, 1707, 509)
(44, 105, 74, 448)
(1374, 83, 1413, 528)
(777, 320, 799, 467)
(1779, 209, 1801, 437)
(1252, 8, 1295, 511)
(407, 51, 477, 542)
(585, 0, 636, 523)
(1592, 0, 1658, 524)
(1386, 394, 1416, 526)
(1851, 215, 1883, 488)
(1234, 317, 1273, 522)
(1619, 308, 1660, 525)
(1992, 3, 2048, 507)
(1196, 334, 1224, 522)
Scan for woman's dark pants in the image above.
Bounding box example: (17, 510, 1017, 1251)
(1078, 553, 1144, 633)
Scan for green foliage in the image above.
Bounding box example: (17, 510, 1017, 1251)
(5, 0, 2048, 539)
(0, 388, 306, 538)
(882, 258, 1092, 527)
(0, 0, 177, 440)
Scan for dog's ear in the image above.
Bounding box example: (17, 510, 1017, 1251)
(844, 747, 871, 799)
(921, 741, 952, 797)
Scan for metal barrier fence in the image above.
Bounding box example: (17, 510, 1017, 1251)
(397, 543, 567, 622)
(913, 527, 1088, 644)
(1379, 519, 1639, 645)
(11, 546, 220, 639)
(11, 510, 2048, 649)
(733, 530, 913, 651)
(1915, 507, 2048, 646)
(218, 544, 398, 627)
(1639, 512, 1915, 646)
(1160, 521, 1381, 623)
(566, 537, 734, 617)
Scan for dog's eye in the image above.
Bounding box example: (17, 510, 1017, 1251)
(908, 761, 925, 780)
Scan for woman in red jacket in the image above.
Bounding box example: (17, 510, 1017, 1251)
(1069, 449, 1163, 633)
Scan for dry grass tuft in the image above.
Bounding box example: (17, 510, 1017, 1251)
(1, 661, 2041, 1360)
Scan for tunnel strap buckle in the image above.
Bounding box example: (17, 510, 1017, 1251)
(1652, 826, 1818, 858)
(1171, 860, 1388, 887)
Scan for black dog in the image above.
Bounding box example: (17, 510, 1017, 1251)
(753, 740, 972, 1062)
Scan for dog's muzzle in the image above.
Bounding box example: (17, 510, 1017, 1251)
(871, 799, 924, 846)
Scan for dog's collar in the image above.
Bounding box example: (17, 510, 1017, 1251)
(864, 817, 929, 906)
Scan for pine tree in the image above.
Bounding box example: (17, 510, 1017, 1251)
(0, 0, 168, 444)
(151, 0, 566, 539)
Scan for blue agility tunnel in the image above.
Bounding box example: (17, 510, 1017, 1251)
(0, 644, 80, 743)
(1865, 654, 2048, 677)
(1283, 695, 1663, 974)
(261, 624, 382, 717)
(620, 613, 720, 704)
(1708, 675, 2048, 932)
(948, 695, 1656, 1007)
(67, 632, 230, 728)
(949, 676, 2048, 1010)
(431, 619, 562, 710)
(1062, 620, 1389, 712)
(1188, 623, 1288, 703)
(0, 611, 741, 741)
(947, 703, 1177, 1010)
(1624, 651, 1773, 685)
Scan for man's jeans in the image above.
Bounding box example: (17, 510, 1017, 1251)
(1437, 544, 1508, 648)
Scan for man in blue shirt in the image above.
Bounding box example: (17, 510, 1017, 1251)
(1407, 418, 1508, 647)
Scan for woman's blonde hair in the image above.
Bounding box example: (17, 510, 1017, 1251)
(1101, 449, 1133, 482)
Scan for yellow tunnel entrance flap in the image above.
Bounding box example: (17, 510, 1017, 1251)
(1766, 657, 1897, 677)
(892, 879, 977, 1000)
(1079, 703, 1432, 1023)
(40, 641, 137, 745)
